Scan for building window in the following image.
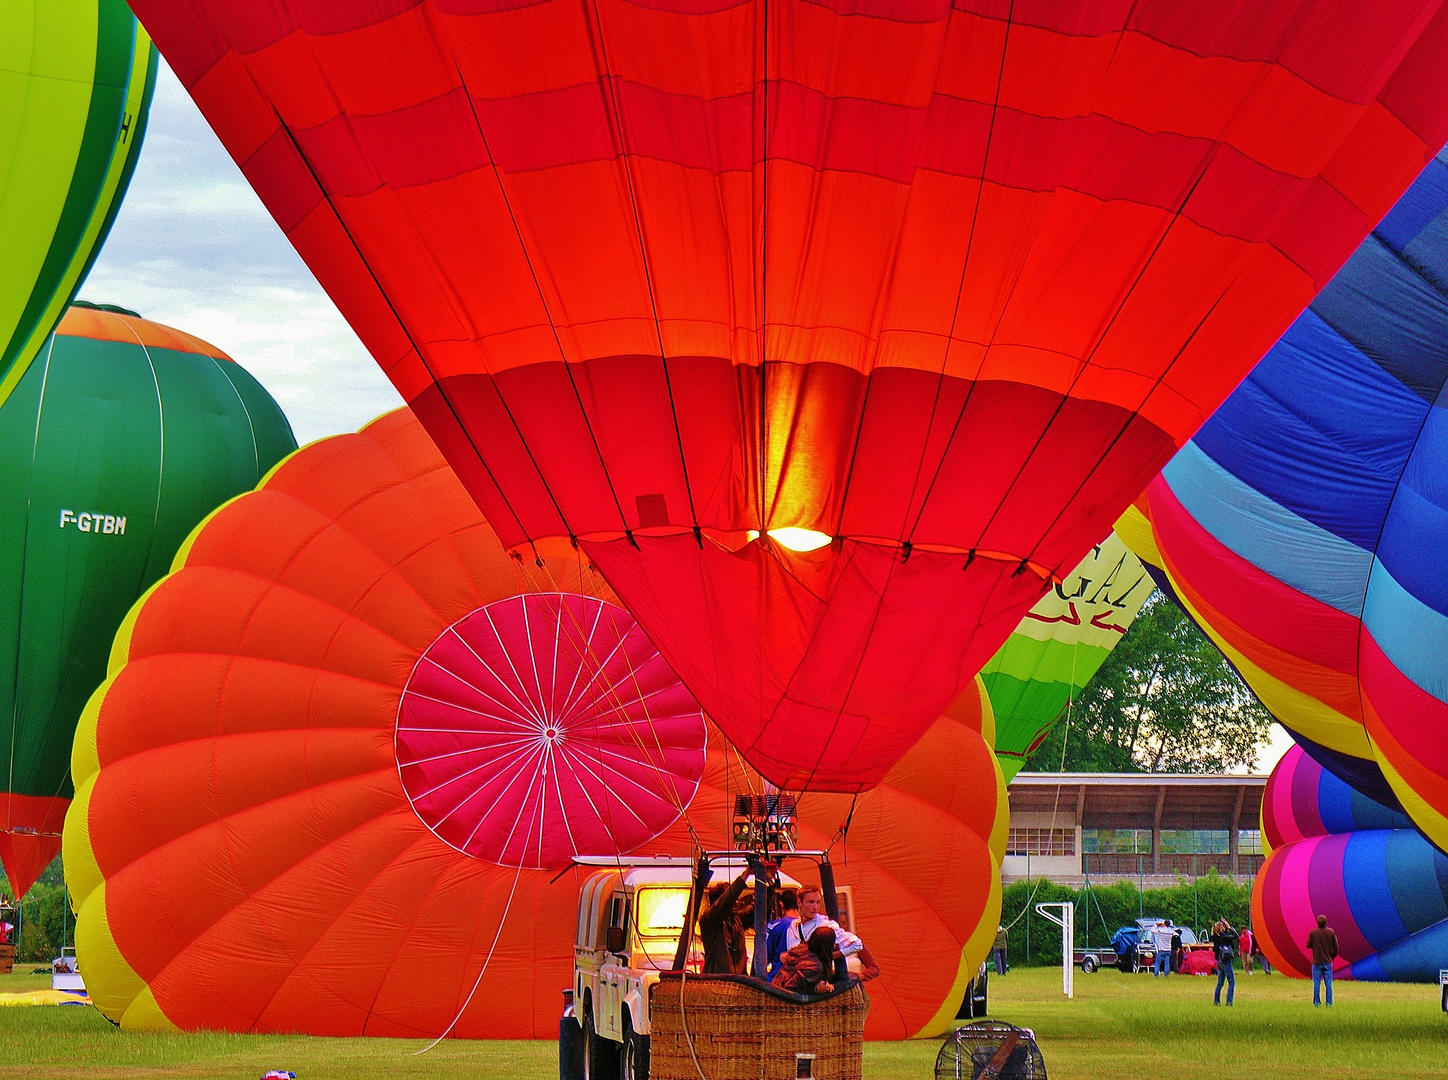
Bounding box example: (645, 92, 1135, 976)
(1006, 828, 1075, 857)
(1238, 829, 1262, 855)
(1081, 828, 1152, 854)
(1159, 829, 1229, 854)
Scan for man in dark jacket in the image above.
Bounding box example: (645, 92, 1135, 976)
(1209, 919, 1237, 1006)
(1305, 914, 1339, 1006)
(992, 925, 1009, 976)
(699, 871, 753, 974)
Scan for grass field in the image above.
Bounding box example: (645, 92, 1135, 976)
(0, 965, 1442, 1078)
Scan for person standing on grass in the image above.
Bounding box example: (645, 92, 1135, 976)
(1151, 920, 1174, 977)
(1252, 932, 1273, 975)
(1239, 924, 1255, 974)
(992, 925, 1009, 976)
(1306, 914, 1338, 1006)
(1210, 918, 1237, 1006)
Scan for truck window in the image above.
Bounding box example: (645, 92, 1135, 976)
(636, 887, 690, 939)
(610, 895, 630, 932)
(835, 886, 856, 933)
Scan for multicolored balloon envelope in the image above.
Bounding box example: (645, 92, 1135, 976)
(128, 0, 1448, 793)
(1, 3, 156, 407)
(1124, 148, 1448, 852)
(1253, 745, 1448, 983)
(979, 534, 1151, 781)
(65, 409, 1006, 1040)
(0, 303, 294, 896)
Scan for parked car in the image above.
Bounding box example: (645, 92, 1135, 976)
(1109, 920, 1199, 972)
(956, 961, 990, 1017)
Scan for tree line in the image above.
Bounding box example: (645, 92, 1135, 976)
(1026, 591, 1274, 774)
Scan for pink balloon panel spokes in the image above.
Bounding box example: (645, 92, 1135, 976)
(395, 593, 707, 868)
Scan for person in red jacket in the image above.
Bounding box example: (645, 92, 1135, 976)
(1239, 925, 1255, 974)
(1305, 915, 1339, 1006)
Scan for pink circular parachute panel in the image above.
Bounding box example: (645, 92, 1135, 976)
(395, 593, 706, 869)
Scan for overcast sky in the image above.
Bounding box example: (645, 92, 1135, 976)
(83, 59, 1293, 775)
(84, 58, 404, 445)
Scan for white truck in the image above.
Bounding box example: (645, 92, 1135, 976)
(562, 855, 839, 1080)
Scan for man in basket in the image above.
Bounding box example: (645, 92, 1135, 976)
(779, 886, 879, 985)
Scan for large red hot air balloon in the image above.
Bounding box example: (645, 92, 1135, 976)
(130, 0, 1448, 791)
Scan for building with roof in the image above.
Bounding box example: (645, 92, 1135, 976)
(1003, 772, 1267, 888)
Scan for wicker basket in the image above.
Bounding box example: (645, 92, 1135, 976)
(648, 973, 868, 1080)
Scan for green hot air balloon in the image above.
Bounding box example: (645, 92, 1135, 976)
(0, 1, 157, 407)
(980, 534, 1153, 783)
(0, 302, 295, 896)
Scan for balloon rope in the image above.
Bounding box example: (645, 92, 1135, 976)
(413, 858, 527, 1054)
(525, 556, 702, 842)
(415, 720, 552, 1054)
(677, 968, 710, 1080)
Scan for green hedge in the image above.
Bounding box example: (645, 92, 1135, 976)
(999, 871, 1252, 966)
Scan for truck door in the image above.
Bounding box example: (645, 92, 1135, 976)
(603, 892, 631, 1036)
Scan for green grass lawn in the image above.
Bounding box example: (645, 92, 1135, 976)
(0, 966, 1442, 1078)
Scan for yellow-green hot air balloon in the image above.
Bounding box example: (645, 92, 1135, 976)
(980, 534, 1153, 782)
(0, 1, 156, 407)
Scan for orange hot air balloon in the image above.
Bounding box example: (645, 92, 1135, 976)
(126, 1, 1448, 793)
(66, 409, 1005, 1039)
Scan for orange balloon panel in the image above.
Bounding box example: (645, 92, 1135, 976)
(65, 409, 1003, 1040)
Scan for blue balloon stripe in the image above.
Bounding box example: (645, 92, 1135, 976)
(1342, 831, 1410, 949)
(1356, 918, 1448, 983)
(1383, 830, 1448, 933)
(1317, 766, 1359, 835)
(1362, 561, 1448, 705)
(1373, 153, 1448, 257)
(1347, 787, 1415, 833)
(1162, 442, 1372, 616)
(1313, 234, 1448, 405)
(1192, 311, 1427, 549)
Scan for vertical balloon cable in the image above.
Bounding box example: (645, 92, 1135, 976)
(891, 0, 1017, 549)
(256, 96, 541, 548)
(581, 0, 703, 536)
(973, 146, 1229, 567)
(452, 61, 634, 540)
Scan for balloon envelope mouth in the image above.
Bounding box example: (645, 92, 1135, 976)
(746, 528, 833, 552)
(394, 593, 707, 869)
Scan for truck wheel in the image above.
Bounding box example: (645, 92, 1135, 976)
(583, 1008, 619, 1080)
(1082, 955, 1098, 974)
(560, 1016, 585, 1080)
(620, 1019, 650, 1080)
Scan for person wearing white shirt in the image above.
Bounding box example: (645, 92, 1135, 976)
(781, 886, 879, 982)
(1151, 921, 1176, 977)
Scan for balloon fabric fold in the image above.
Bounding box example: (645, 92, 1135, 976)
(0, 303, 294, 896)
(979, 533, 1152, 781)
(65, 409, 1006, 1040)
(125, 0, 1448, 791)
(1122, 148, 1448, 852)
(0, 2, 156, 407)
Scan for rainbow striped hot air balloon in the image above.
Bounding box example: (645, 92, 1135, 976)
(1253, 744, 1448, 984)
(0, 2, 156, 407)
(1123, 148, 1448, 853)
(0, 303, 294, 896)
